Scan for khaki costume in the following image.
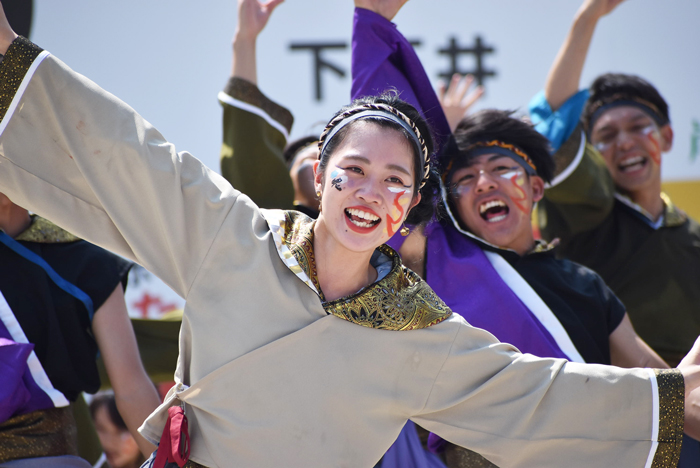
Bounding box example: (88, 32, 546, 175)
(0, 38, 684, 467)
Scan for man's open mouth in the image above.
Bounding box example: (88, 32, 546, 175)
(345, 208, 381, 228)
(479, 200, 509, 223)
(618, 155, 647, 173)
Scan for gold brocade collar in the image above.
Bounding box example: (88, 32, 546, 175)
(263, 209, 452, 331)
(14, 216, 80, 243)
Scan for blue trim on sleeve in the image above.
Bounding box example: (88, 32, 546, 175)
(0, 232, 95, 320)
(529, 89, 589, 153)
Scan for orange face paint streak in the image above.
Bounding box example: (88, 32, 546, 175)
(647, 132, 662, 165)
(386, 190, 407, 237)
(508, 174, 529, 214)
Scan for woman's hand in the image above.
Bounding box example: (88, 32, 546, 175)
(438, 74, 484, 133)
(0, 2, 18, 55)
(354, 0, 408, 21)
(678, 336, 700, 440)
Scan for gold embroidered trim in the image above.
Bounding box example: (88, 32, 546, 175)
(651, 369, 684, 468)
(275, 211, 452, 330)
(223, 77, 294, 135)
(282, 211, 324, 300)
(15, 216, 79, 243)
(660, 192, 687, 228)
(322, 243, 452, 331)
(0, 36, 43, 124)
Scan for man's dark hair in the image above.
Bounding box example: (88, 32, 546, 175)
(283, 136, 318, 168)
(583, 73, 670, 131)
(449, 109, 555, 183)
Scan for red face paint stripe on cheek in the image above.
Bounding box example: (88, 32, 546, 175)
(647, 132, 662, 166)
(508, 174, 529, 214)
(385, 191, 407, 237)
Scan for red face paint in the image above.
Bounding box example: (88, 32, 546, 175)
(385, 190, 408, 237)
(647, 132, 662, 166)
(508, 173, 529, 214)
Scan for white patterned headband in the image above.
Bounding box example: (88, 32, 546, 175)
(318, 103, 431, 188)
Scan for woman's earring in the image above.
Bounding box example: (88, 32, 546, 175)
(316, 191, 322, 212)
(400, 225, 410, 237)
(316, 191, 322, 198)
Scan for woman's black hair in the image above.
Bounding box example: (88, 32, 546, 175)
(317, 92, 437, 225)
(450, 109, 555, 184)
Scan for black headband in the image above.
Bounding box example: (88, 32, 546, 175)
(588, 99, 668, 136)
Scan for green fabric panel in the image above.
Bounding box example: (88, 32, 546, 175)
(220, 102, 295, 210)
(540, 131, 615, 242)
(72, 395, 103, 464)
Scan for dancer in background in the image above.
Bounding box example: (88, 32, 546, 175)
(219, 0, 319, 217)
(531, 0, 700, 462)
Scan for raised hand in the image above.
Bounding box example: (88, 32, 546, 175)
(438, 74, 484, 133)
(0, 1, 18, 55)
(236, 0, 285, 42)
(354, 0, 409, 21)
(578, 0, 627, 21)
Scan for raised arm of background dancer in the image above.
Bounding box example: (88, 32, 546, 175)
(220, 0, 295, 209)
(609, 313, 668, 369)
(93, 283, 161, 456)
(231, 0, 283, 84)
(438, 74, 484, 133)
(351, 2, 451, 146)
(544, 0, 626, 111)
(0, 13, 244, 299)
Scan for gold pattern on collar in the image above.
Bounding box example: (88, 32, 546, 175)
(282, 211, 324, 300)
(278, 211, 452, 330)
(661, 192, 687, 228)
(14, 216, 80, 243)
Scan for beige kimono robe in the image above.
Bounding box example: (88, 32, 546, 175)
(0, 37, 684, 468)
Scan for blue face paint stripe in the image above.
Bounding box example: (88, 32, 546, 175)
(0, 232, 95, 320)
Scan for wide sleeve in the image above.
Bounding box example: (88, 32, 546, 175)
(412, 321, 684, 467)
(218, 77, 296, 209)
(0, 37, 241, 299)
(351, 8, 451, 147)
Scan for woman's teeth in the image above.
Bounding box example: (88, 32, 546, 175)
(345, 208, 380, 227)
